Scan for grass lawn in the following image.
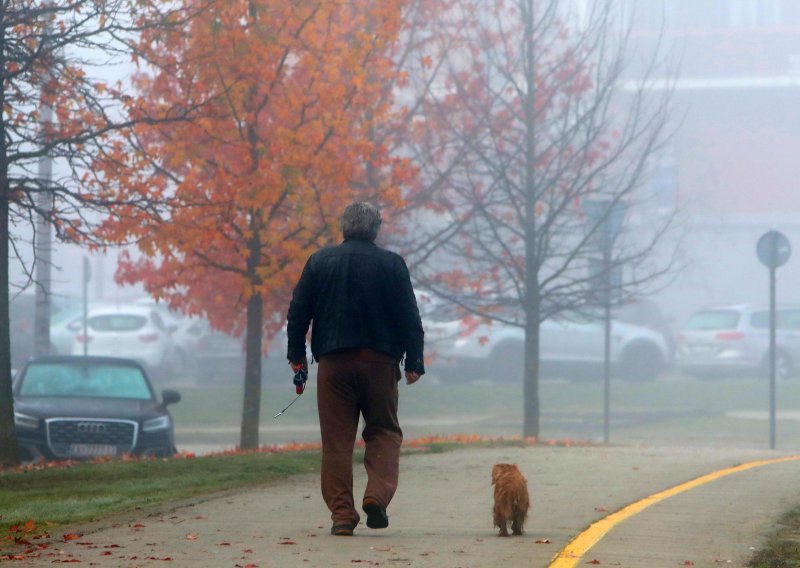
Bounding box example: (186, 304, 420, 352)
(169, 375, 800, 448)
(0, 451, 319, 537)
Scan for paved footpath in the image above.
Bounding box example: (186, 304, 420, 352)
(7, 445, 800, 567)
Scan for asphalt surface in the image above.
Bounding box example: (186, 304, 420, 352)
(7, 444, 800, 567)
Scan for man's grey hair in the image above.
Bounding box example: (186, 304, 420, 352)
(340, 202, 382, 242)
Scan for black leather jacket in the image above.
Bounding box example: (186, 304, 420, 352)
(286, 238, 425, 374)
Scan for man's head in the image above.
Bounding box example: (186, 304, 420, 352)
(340, 202, 382, 242)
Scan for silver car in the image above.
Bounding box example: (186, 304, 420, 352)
(70, 305, 175, 380)
(676, 304, 800, 379)
(426, 312, 670, 382)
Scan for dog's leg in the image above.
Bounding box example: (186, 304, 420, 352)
(511, 507, 525, 535)
(494, 506, 510, 536)
(511, 518, 523, 535)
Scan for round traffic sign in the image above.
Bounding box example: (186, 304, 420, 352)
(757, 230, 791, 268)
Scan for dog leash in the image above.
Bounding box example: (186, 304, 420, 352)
(273, 369, 307, 419)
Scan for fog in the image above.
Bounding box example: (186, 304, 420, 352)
(10, 0, 800, 454)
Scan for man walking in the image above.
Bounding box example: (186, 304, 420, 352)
(287, 202, 425, 536)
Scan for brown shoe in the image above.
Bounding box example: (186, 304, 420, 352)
(362, 497, 389, 529)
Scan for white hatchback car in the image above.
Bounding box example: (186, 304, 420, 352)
(70, 305, 175, 379)
(426, 312, 670, 382)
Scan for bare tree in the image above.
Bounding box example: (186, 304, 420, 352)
(0, 0, 208, 467)
(395, 0, 680, 438)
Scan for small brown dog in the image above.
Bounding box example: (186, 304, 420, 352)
(492, 463, 530, 536)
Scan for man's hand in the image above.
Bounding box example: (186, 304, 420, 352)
(405, 371, 421, 385)
(289, 358, 308, 374)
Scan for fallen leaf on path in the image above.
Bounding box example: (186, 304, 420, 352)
(594, 507, 609, 513)
(243, 548, 254, 553)
(535, 539, 552, 544)
(216, 542, 231, 546)
(587, 560, 601, 565)
(62, 534, 82, 541)
(131, 524, 145, 529)
(683, 562, 694, 566)
(185, 533, 198, 540)
(279, 540, 297, 545)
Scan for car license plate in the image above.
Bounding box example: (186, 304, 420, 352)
(68, 444, 117, 457)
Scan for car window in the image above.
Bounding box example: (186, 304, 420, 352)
(684, 310, 740, 330)
(89, 315, 147, 332)
(750, 310, 800, 330)
(18, 363, 153, 400)
(781, 310, 800, 330)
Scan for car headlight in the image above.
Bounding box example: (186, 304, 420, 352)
(142, 415, 171, 433)
(14, 412, 39, 430)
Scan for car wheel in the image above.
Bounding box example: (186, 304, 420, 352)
(763, 350, 793, 381)
(490, 341, 523, 382)
(618, 343, 664, 381)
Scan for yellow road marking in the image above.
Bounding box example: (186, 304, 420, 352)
(549, 454, 800, 567)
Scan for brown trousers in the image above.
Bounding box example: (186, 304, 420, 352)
(317, 348, 403, 526)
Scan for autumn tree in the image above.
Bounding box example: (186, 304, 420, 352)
(0, 1, 210, 467)
(394, 0, 678, 437)
(94, 0, 413, 450)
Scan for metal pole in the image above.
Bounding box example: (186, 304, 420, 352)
(82, 258, 89, 357)
(769, 264, 776, 449)
(603, 246, 611, 445)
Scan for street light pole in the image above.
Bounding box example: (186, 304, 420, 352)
(33, 3, 54, 357)
(603, 243, 612, 445)
(584, 199, 626, 445)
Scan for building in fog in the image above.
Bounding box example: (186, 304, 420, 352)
(623, 0, 800, 324)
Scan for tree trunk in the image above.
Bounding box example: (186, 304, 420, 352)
(0, 10, 20, 467)
(240, 291, 263, 450)
(522, 0, 540, 439)
(0, 178, 19, 467)
(240, 220, 263, 450)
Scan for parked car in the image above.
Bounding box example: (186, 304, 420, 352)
(134, 299, 199, 375)
(675, 304, 800, 379)
(70, 305, 175, 379)
(13, 355, 180, 462)
(614, 297, 676, 363)
(427, 312, 670, 382)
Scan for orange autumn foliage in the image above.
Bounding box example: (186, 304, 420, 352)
(95, 0, 415, 341)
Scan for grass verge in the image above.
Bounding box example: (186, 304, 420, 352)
(748, 506, 800, 568)
(0, 451, 320, 539)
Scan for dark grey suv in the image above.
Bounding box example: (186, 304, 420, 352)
(13, 356, 180, 462)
